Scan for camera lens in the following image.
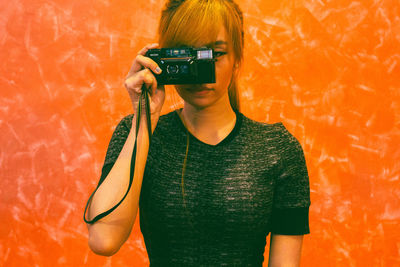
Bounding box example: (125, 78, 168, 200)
(167, 65, 179, 74)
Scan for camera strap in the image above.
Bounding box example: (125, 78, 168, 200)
(83, 84, 152, 224)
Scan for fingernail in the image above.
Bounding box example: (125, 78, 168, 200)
(156, 67, 162, 73)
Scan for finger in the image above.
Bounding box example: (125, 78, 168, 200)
(138, 43, 159, 56)
(124, 69, 148, 95)
(133, 55, 162, 77)
(127, 43, 160, 76)
(125, 68, 159, 95)
(142, 68, 158, 95)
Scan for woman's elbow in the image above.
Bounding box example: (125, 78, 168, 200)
(88, 234, 121, 256)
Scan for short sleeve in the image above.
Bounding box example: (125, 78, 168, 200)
(270, 123, 311, 235)
(98, 114, 134, 184)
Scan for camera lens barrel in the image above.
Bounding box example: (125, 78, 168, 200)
(167, 65, 179, 74)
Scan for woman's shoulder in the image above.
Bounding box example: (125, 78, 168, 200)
(118, 113, 134, 129)
(158, 110, 178, 125)
(240, 113, 287, 135)
(239, 113, 302, 148)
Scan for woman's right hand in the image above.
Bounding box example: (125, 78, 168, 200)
(124, 43, 165, 132)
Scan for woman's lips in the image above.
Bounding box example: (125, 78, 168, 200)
(186, 87, 212, 95)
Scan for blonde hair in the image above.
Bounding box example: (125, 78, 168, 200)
(158, 0, 244, 111)
(157, 0, 245, 227)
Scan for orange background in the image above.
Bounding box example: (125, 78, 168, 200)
(1, 0, 399, 266)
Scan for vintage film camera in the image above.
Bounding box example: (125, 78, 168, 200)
(145, 47, 216, 85)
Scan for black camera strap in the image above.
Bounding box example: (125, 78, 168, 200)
(83, 83, 152, 224)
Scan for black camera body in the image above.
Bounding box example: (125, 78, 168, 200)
(145, 47, 216, 85)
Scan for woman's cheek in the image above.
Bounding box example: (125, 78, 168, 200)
(216, 59, 230, 78)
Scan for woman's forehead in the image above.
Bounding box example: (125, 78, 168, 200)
(193, 26, 229, 48)
(164, 17, 231, 50)
(210, 27, 228, 46)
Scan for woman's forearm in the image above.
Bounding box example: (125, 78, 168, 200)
(268, 234, 304, 267)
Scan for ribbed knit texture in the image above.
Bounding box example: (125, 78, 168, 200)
(99, 110, 311, 266)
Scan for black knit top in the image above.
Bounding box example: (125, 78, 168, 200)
(99, 110, 311, 266)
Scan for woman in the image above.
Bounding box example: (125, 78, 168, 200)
(85, 0, 311, 266)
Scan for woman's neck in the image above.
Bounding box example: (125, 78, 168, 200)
(180, 95, 237, 145)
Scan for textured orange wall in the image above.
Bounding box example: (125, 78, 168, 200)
(1, 0, 399, 266)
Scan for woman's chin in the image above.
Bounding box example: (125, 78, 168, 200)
(176, 89, 214, 107)
(184, 98, 215, 110)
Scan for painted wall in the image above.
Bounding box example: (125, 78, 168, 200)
(1, 0, 399, 266)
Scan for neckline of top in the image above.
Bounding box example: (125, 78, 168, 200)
(173, 108, 243, 147)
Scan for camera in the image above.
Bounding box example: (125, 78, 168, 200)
(145, 47, 216, 85)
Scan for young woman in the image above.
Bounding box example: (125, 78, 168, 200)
(85, 0, 311, 266)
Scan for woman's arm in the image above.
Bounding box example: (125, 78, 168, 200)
(86, 114, 150, 256)
(86, 43, 164, 256)
(268, 234, 304, 267)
